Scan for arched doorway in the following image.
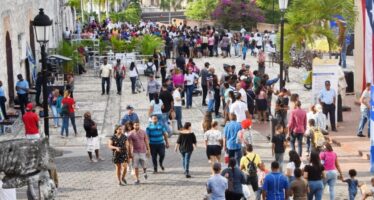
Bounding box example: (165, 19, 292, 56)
(6, 32, 14, 106)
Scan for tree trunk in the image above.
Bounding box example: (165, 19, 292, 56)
(106, 0, 109, 18)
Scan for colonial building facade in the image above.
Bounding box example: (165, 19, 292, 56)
(0, 0, 74, 106)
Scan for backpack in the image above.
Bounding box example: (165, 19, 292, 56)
(312, 128, 325, 148)
(144, 63, 154, 76)
(60, 104, 69, 115)
(246, 155, 257, 177)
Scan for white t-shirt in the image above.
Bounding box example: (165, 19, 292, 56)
(230, 100, 248, 122)
(151, 99, 163, 115)
(129, 67, 138, 77)
(239, 88, 247, 103)
(360, 90, 370, 111)
(100, 64, 112, 78)
(286, 161, 305, 177)
(204, 129, 223, 146)
(173, 90, 182, 107)
(0, 181, 16, 200)
(184, 73, 198, 86)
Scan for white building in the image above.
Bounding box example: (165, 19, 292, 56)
(0, 0, 74, 106)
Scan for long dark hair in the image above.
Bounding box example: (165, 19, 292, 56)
(229, 158, 236, 175)
(153, 93, 160, 104)
(310, 150, 323, 167)
(289, 150, 301, 168)
(130, 62, 135, 71)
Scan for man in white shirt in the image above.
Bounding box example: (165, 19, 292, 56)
(230, 93, 250, 123)
(318, 80, 337, 131)
(100, 57, 112, 95)
(236, 82, 247, 104)
(357, 83, 371, 137)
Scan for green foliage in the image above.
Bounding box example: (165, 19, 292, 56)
(137, 35, 164, 55)
(56, 41, 80, 73)
(185, 0, 217, 20)
(123, 2, 142, 24)
(67, 0, 81, 9)
(281, 0, 356, 63)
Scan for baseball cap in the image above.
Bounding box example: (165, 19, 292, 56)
(126, 105, 134, 110)
(26, 103, 33, 111)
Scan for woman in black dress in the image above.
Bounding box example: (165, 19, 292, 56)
(108, 125, 129, 185)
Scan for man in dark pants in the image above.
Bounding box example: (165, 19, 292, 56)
(318, 80, 337, 131)
(15, 74, 29, 115)
(200, 62, 210, 106)
(113, 59, 125, 95)
(99, 57, 112, 95)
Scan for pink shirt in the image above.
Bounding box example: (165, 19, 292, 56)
(172, 74, 184, 86)
(288, 108, 307, 134)
(320, 151, 337, 171)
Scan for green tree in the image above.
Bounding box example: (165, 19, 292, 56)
(185, 0, 217, 20)
(282, 0, 355, 63)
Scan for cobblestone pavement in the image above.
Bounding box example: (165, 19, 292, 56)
(5, 55, 370, 200)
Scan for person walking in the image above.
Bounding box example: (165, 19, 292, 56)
(201, 62, 210, 106)
(318, 80, 337, 131)
(184, 67, 198, 109)
(357, 82, 371, 137)
(22, 103, 40, 140)
(100, 57, 112, 95)
(275, 88, 289, 128)
(304, 150, 325, 200)
(175, 122, 197, 178)
(128, 121, 151, 185)
(15, 74, 29, 115)
(113, 59, 126, 95)
(320, 143, 343, 200)
(224, 113, 242, 165)
(0, 81, 8, 120)
(230, 93, 250, 123)
(120, 105, 139, 125)
(286, 150, 305, 183)
(222, 158, 246, 200)
(272, 125, 287, 172)
(288, 100, 307, 156)
(128, 62, 139, 94)
(289, 168, 308, 200)
(146, 73, 161, 102)
(60, 90, 77, 137)
(207, 163, 228, 200)
(204, 121, 223, 173)
(262, 161, 289, 200)
(146, 115, 170, 173)
(108, 125, 129, 186)
(159, 84, 174, 136)
(236, 119, 253, 156)
(172, 87, 183, 129)
(83, 112, 103, 162)
(240, 144, 262, 194)
(48, 89, 60, 128)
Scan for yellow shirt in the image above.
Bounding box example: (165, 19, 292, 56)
(240, 152, 262, 171)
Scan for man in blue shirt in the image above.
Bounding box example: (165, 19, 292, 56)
(146, 115, 169, 173)
(15, 74, 29, 115)
(318, 80, 337, 131)
(224, 113, 242, 166)
(120, 105, 139, 125)
(262, 161, 289, 200)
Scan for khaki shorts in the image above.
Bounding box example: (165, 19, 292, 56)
(133, 153, 147, 168)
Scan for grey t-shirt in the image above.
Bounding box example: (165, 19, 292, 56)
(207, 174, 228, 200)
(200, 68, 209, 86)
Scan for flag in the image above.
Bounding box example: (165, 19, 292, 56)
(363, 0, 374, 86)
(26, 43, 37, 82)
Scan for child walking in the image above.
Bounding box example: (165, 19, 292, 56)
(342, 169, 360, 200)
(271, 125, 287, 172)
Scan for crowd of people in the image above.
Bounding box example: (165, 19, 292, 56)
(2, 18, 369, 200)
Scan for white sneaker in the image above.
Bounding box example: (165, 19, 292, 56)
(92, 159, 98, 163)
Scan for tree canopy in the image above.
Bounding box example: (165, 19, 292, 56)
(185, 0, 218, 20)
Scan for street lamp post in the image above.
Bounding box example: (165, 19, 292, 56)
(279, 0, 288, 90)
(32, 9, 53, 138)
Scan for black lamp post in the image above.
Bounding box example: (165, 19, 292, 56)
(279, 0, 288, 90)
(32, 9, 52, 138)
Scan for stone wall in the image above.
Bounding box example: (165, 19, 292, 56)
(0, 0, 74, 106)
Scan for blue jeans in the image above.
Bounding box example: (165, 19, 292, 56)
(174, 106, 182, 129)
(181, 151, 192, 174)
(207, 99, 214, 112)
(162, 112, 171, 136)
(357, 108, 370, 135)
(306, 135, 311, 153)
(290, 133, 303, 156)
(50, 105, 59, 126)
(308, 180, 323, 200)
(227, 149, 242, 167)
(255, 187, 263, 200)
(61, 114, 69, 137)
(324, 170, 337, 200)
(185, 85, 194, 108)
(242, 49, 247, 60)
